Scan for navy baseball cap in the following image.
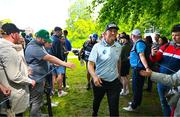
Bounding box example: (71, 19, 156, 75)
(1, 23, 24, 35)
(54, 26, 62, 31)
(106, 22, 119, 31)
(92, 33, 98, 40)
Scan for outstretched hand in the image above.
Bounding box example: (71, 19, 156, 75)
(139, 70, 152, 77)
(66, 62, 76, 69)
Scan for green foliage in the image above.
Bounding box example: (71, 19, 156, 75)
(66, 18, 97, 48)
(92, 0, 180, 36)
(66, 0, 100, 48)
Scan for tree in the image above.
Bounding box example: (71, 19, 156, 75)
(91, 0, 180, 36)
(66, 0, 98, 48)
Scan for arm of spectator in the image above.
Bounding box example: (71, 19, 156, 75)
(151, 70, 180, 87)
(140, 69, 180, 87)
(43, 54, 75, 69)
(0, 84, 11, 96)
(88, 61, 102, 87)
(139, 52, 150, 72)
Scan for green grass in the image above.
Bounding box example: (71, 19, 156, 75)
(37, 53, 163, 116)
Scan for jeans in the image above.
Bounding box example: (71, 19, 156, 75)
(131, 68, 145, 109)
(92, 78, 122, 117)
(157, 83, 171, 116)
(29, 82, 44, 117)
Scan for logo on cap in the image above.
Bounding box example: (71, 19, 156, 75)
(106, 22, 119, 31)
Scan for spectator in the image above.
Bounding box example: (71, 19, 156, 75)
(150, 24, 180, 116)
(79, 33, 98, 90)
(51, 26, 65, 95)
(63, 30, 72, 52)
(140, 69, 180, 117)
(25, 29, 75, 116)
(0, 23, 36, 116)
(120, 35, 131, 96)
(123, 29, 150, 111)
(152, 32, 160, 50)
(144, 36, 153, 92)
(63, 30, 72, 88)
(158, 36, 168, 47)
(52, 35, 68, 96)
(88, 22, 122, 116)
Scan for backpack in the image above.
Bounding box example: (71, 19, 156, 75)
(133, 40, 152, 69)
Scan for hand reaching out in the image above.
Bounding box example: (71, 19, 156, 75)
(140, 70, 152, 77)
(66, 62, 76, 69)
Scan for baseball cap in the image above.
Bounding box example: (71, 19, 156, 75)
(131, 29, 141, 36)
(154, 31, 160, 36)
(106, 22, 119, 31)
(171, 24, 180, 32)
(1, 23, 24, 35)
(35, 29, 53, 43)
(54, 26, 62, 31)
(92, 33, 98, 40)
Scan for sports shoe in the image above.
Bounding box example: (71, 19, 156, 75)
(128, 101, 132, 106)
(51, 90, 55, 96)
(120, 89, 129, 96)
(123, 105, 135, 112)
(58, 90, 68, 97)
(65, 85, 70, 89)
(126, 89, 129, 95)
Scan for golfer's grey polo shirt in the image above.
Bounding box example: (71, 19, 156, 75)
(88, 40, 122, 82)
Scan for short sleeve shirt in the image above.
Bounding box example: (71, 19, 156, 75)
(88, 40, 122, 82)
(25, 40, 48, 82)
(130, 39, 146, 68)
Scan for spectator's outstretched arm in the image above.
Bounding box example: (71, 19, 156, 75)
(43, 54, 75, 69)
(140, 70, 180, 87)
(151, 70, 180, 87)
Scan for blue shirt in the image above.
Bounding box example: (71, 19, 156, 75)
(65, 37, 72, 51)
(88, 40, 122, 82)
(130, 39, 146, 68)
(51, 35, 64, 60)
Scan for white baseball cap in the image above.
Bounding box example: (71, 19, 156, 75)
(131, 29, 141, 36)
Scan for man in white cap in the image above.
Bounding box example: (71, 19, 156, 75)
(123, 29, 150, 111)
